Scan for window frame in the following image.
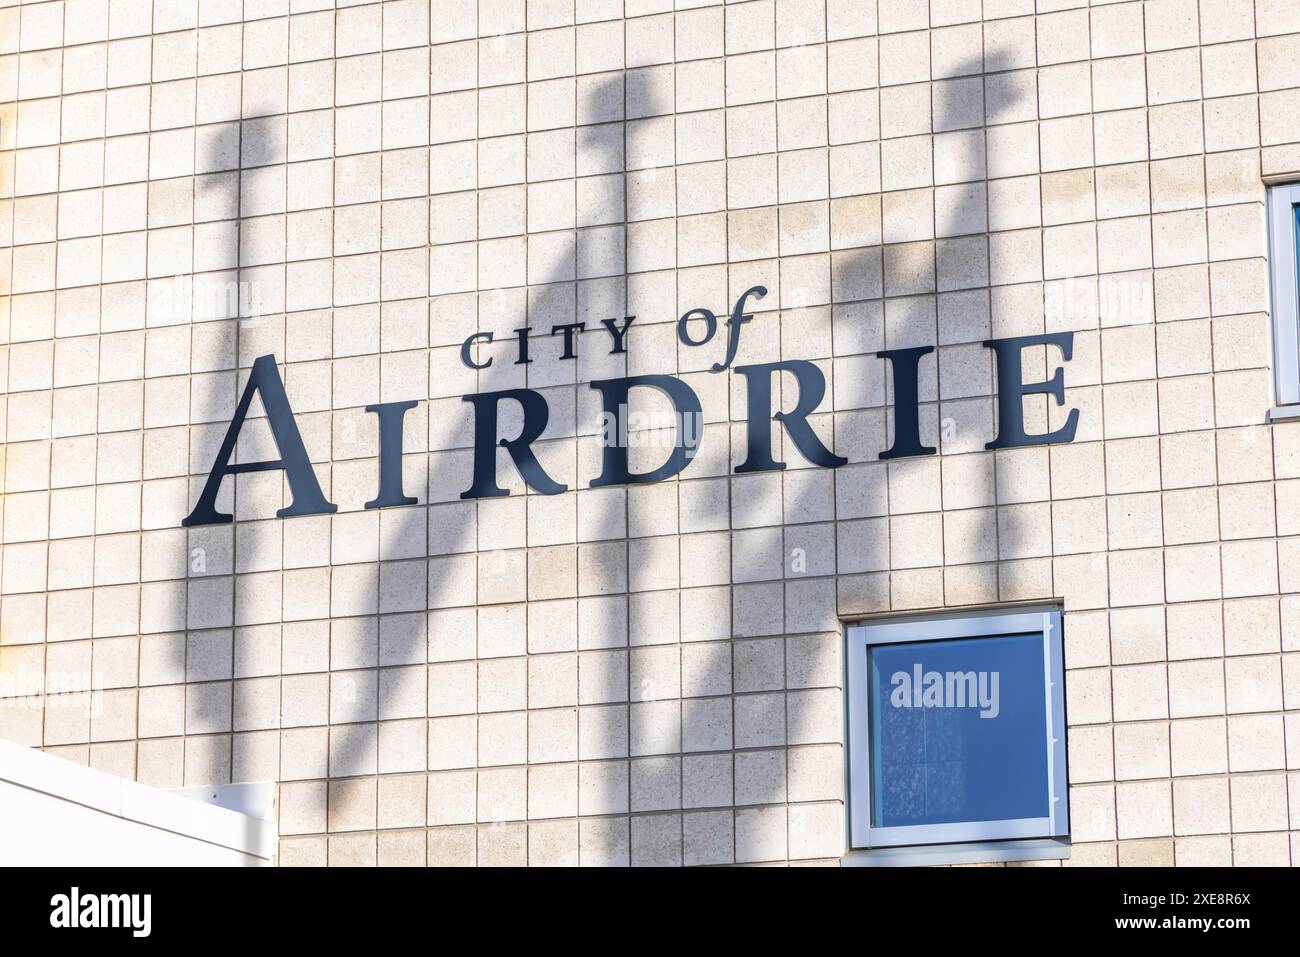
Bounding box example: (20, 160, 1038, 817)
(844, 606, 1069, 862)
(1268, 181, 1300, 411)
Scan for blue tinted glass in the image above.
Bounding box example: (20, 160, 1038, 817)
(868, 633, 1049, 828)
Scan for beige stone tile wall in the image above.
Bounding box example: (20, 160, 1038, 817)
(1, 0, 1299, 865)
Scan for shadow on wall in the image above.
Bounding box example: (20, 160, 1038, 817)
(0, 103, 10, 646)
(174, 45, 1038, 865)
(178, 107, 286, 789)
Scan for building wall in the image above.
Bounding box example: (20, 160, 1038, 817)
(1, 0, 1299, 865)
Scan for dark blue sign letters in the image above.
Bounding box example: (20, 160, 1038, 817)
(182, 289, 1078, 526)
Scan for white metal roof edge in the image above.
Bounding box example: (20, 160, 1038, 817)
(0, 737, 277, 861)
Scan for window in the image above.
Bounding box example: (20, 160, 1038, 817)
(844, 606, 1068, 866)
(1269, 182, 1300, 411)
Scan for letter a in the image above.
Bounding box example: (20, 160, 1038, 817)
(889, 671, 910, 708)
(50, 895, 69, 929)
(183, 354, 336, 526)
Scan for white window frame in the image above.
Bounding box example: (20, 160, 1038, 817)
(843, 606, 1069, 867)
(1268, 182, 1300, 412)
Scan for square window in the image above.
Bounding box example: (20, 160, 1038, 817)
(845, 606, 1069, 865)
(1267, 182, 1300, 410)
